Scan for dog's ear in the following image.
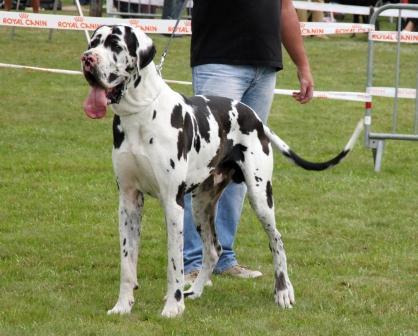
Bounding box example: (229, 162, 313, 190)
(126, 26, 156, 70)
(139, 42, 156, 69)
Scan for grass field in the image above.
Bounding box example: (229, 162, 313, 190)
(0, 17, 417, 336)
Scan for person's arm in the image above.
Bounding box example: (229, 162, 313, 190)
(281, 0, 314, 104)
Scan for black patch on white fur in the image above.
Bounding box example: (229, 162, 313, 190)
(184, 96, 211, 143)
(89, 35, 101, 48)
(219, 144, 247, 184)
(194, 135, 201, 153)
(104, 33, 122, 54)
(176, 182, 187, 208)
(134, 75, 141, 88)
(112, 26, 122, 35)
(108, 73, 118, 83)
(194, 135, 200, 153)
(236, 103, 270, 155)
(275, 272, 287, 291)
(139, 45, 156, 69)
(113, 115, 124, 149)
(266, 181, 273, 208)
(206, 96, 232, 136)
(123, 26, 138, 58)
(173, 110, 193, 161)
(184, 291, 194, 298)
(183, 113, 194, 158)
(171, 104, 183, 129)
(175, 289, 182, 301)
(230, 144, 247, 162)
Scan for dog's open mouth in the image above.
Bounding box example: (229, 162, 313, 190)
(83, 70, 124, 119)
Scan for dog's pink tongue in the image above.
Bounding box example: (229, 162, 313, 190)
(83, 86, 107, 119)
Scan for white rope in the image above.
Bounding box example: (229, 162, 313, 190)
(0, 62, 374, 102)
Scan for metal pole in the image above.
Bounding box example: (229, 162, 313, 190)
(89, 0, 103, 17)
(365, 10, 376, 147)
(366, 3, 418, 141)
(74, 0, 90, 43)
(48, 0, 60, 41)
(415, 70, 418, 134)
(10, 0, 21, 39)
(392, 9, 403, 133)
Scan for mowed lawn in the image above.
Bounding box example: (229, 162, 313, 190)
(0, 23, 417, 336)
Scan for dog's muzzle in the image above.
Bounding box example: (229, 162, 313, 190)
(81, 52, 127, 119)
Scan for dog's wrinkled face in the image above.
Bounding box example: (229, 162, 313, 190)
(81, 25, 156, 119)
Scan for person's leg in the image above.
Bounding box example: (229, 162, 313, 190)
(311, 0, 324, 23)
(184, 64, 254, 275)
(296, 2, 308, 23)
(4, 0, 12, 10)
(212, 182, 247, 272)
(241, 67, 277, 124)
(403, 19, 416, 32)
(211, 66, 277, 277)
(32, 0, 40, 13)
(214, 66, 277, 273)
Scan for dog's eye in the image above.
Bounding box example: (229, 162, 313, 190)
(113, 44, 123, 53)
(110, 40, 123, 53)
(89, 38, 101, 49)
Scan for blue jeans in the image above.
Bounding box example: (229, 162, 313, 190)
(183, 64, 277, 274)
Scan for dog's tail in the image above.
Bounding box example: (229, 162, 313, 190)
(264, 119, 364, 171)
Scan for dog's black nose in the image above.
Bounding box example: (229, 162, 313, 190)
(81, 53, 98, 68)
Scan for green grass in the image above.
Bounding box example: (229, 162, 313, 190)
(1, 24, 417, 336)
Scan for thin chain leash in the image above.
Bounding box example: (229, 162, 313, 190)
(156, 0, 189, 77)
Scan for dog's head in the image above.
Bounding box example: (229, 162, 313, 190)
(81, 25, 156, 119)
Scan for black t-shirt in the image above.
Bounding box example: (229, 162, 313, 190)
(191, 0, 283, 70)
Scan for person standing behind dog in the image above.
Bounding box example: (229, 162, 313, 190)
(403, 0, 418, 32)
(183, 0, 314, 283)
(4, 0, 40, 12)
(296, 0, 329, 39)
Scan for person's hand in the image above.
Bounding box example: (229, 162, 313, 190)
(292, 67, 314, 104)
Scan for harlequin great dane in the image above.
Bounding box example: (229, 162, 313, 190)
(81, 25, 363, 318)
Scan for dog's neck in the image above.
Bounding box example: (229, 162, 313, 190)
(111, 62, 169, 117)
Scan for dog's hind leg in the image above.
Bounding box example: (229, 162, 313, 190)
(184, 174, 227, 300)
(108, 189, 143, 315)
(242, 161, 295, 309)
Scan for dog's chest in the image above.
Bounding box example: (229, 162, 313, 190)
(113, 118, 164, 197)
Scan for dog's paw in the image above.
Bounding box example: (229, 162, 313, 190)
(161, 301, 185, 318)
(274, 281, 295, 309)
(107, 299, 134, 315)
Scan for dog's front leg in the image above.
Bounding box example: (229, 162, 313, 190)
(108, 190, 143, 315)
(161, 200, 185, 318)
